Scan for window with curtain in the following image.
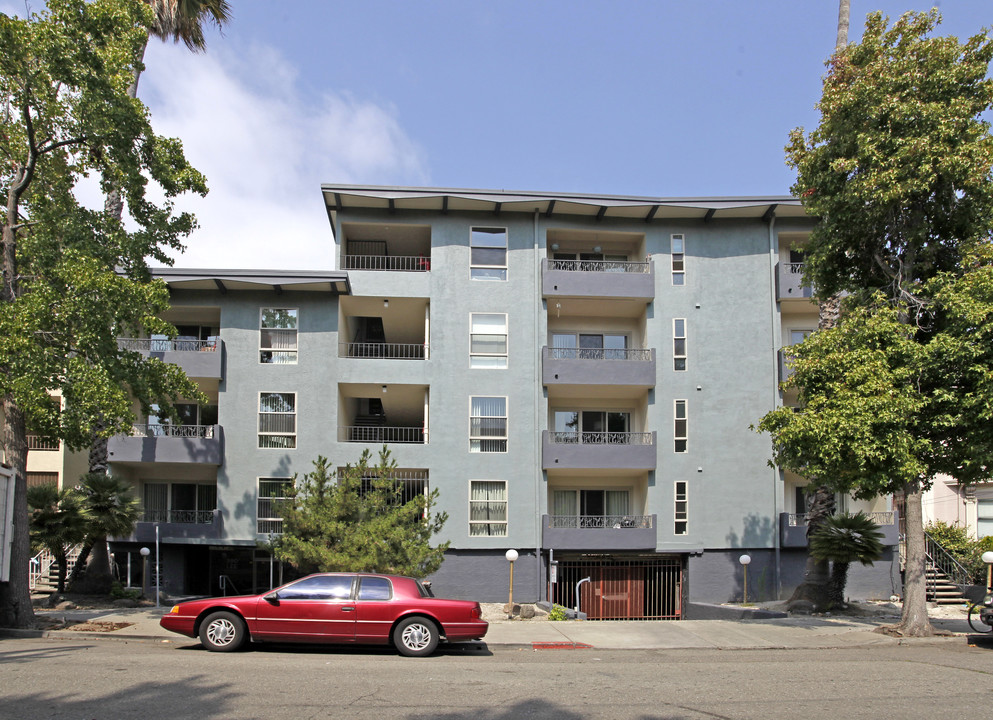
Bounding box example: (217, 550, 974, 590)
(260, 308, 298, 364)
(142, 483, 168, 522)
(470, 396, 507, 452)
(552, 489, 630, 527)
(259, 392, 296, 448)
(470, 227, 508, 281)
(469, 480, 507, 536)
(470, 313, 508, 368)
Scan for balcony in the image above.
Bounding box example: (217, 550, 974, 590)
(118, 337, 223, 379)
(542, 430, 656, 470)
(541, 514, 657, 551)
(108, 424, 223, 465)
(780, 511, 900, 548)
(339, 342, 428, 360)
(542, 258, 654, 301)
(542, 347, 655, 388)
(124, 509, 222, 542)
(342, 255, 431, 272)
(777, 262, 813, 301)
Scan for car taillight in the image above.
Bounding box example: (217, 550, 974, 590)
(470, 604, 481, 619)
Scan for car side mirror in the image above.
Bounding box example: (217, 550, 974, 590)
(264, 592, 280, 605)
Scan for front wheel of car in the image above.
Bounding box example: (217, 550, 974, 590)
(393, 616, 439, 657)
(199, 611, 247, 652)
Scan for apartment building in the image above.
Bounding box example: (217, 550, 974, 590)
(26, 185, 901, 617)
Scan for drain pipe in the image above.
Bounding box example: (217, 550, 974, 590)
(575, 576, 591, 614)
(534, 208, 543, 602)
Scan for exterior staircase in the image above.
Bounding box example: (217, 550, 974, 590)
(29, 545, 82, 595)
(926, 567, 968, 604)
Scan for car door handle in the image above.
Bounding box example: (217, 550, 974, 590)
(341, 607, 355, 612)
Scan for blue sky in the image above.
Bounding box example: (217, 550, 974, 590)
(7, 1, 992, 269)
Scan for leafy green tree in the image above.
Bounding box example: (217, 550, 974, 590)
(276, 447, 450, 578)
(809, 512, 885, 609)
(27, 484, 91, 595)
(0, 0, 207, 628)
(763, 9, 993, 637)
(68, 474, 143, 595)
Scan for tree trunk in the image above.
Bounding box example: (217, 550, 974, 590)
(890, 482, 934, 636)
(66, 537, 94, 590)
(0, 399, 36, 628)
(836, 0, 850, 51)
(73, 536, 114, 595)
(829, 561, 849, 608)
(787, 485, 836, 611)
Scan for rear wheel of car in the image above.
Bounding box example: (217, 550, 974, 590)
(199, 611, 247, 652)
(393, 616, 439, 657)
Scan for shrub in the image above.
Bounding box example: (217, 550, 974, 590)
(548, 604, 568, 621)
(110, 582, 141, 601)
(926, 521, 988, 583)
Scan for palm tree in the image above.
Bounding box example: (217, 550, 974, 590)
(27, 484, 91, 595)
(91, 0, 232, 474)
(809, 512, 885, 609)
(786, 0, 851, 613)
(68, 474, 142, 595)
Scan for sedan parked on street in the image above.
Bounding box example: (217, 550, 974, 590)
(160, 573, 488, 657)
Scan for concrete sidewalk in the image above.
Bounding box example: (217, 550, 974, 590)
(2, 605, 983, 651)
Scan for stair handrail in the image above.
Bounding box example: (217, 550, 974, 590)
(29, 544, 83, 590)
(924, 530, 973, 587)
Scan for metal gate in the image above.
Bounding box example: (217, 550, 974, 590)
(552, 557, 682, 620)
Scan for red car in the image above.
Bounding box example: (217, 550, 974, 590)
(160, 573, 488, 657)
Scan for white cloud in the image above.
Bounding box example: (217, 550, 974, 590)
(139, 41, 430, 270)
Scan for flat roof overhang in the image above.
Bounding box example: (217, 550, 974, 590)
(151, 268, 350, 295)
(321, 184, 811, 229)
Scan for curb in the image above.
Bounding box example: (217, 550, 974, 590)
(0, 628, 175, 643)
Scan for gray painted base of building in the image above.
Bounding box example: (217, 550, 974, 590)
(688, 548, 902, 605)
(427, 549, 543, 603)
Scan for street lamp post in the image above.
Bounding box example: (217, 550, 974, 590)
(739, 554, 752, 605)
(505, 549, 519, 617)
(139, 547, 150, 600)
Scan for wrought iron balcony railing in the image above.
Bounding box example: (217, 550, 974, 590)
(342, 255, 431, 272)
(339, 342, 428, 359)
(787, 511, 896, 527)
(547, 259, 650, 273)
(338, 426, 427, 444)
(548, 431, 654, 445)
(27, 435, 60, 451)
(118, 338, 218, 352)
(547, 347, 652, 361)
(548, 514, 653, 530)
(128, 424, 215, 439)
(141, 509, 215, 524)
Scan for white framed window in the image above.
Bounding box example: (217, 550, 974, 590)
(671, 234, 685, 286)
(259, 392, 296, 449)
(470, 313, 508, 368)
(469, 480, 507, 536)
(673, 318, 687, 371)
(258, 477, 293, 534)
(260, 308, 298, 364)
(470, 227, 508, 281)
(789, 328, 814, 345)
(469, 396, 507, 452)
(674, 481, 688, 535)
(674, 399, 687, 453)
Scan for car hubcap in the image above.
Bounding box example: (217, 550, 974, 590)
(207, 619, 235, 646)
(402, 623, 429, 650)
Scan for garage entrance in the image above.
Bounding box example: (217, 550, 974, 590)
(551, 556, 682, 620)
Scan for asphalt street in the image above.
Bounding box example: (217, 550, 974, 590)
(1, 635, 992, 719)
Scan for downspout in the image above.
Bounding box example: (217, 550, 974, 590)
(767, 209, 782, 600)
(534, 209, 542, 602)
